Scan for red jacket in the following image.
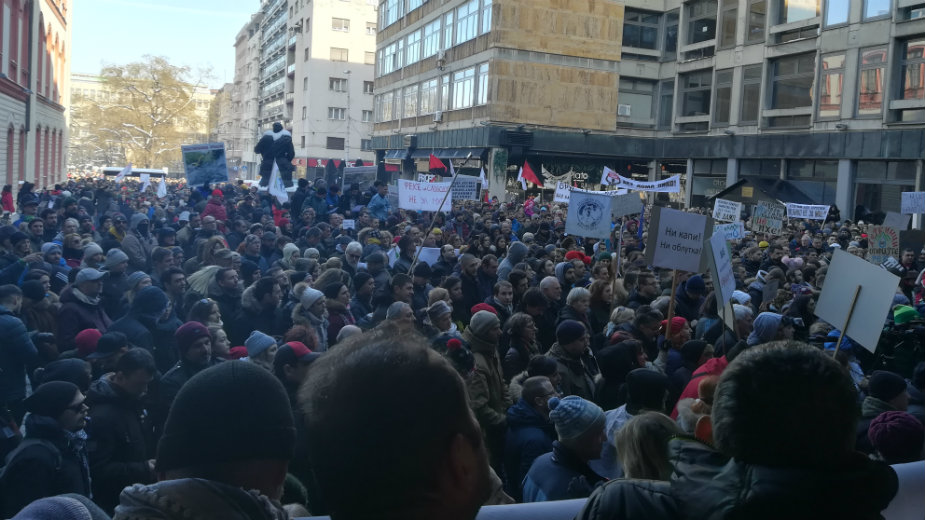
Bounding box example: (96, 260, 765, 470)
(200, 198, 228, 222)
(670, 356, 728, 419)
(1, 192, 14, 213)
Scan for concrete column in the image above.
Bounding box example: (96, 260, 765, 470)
(726, 157, 738, 187)
(835, 159, 853, 221)
(685, 158, 694, 208)
(779, 159, 787, 180)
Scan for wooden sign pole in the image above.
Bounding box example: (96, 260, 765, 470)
(832, 285, 862, 358)
(665, 269, 680, 343)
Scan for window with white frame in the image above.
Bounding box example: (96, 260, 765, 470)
(440, 74, 451, 110)
(409, 0, 424, 10)
(452, 67, 475, 109)
(329, 77, 347, 92)
(456, 0, 479, 45)
(328, 107, 346, 120)
(406, 29, 422, 64)
(382, 42, 399, 75)
(858, 47, 886, 116)
(423, 19, 441, 57)
(443, 12, 454, 50)
(382, 90, 395, 120)
(362, 109, 373, 122)
(403, 85, 419, 117)
(818, 53, 845, 118)
(382, 0, 400, 27)
(482, 0, 493, 33)
(331, 47, 348, 61)
(477, 63, 489, 104)
(365, 51, 375, 64)
(769, 53, 816, 109)
(420, 78, 438, 114)
(332, 18, 350, 31)
(366, 22, 377, 35)
(364, 81, 375, 94)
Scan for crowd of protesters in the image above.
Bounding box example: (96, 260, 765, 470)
(0, 169, 921, 520)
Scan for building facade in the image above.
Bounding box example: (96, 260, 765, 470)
(228, 15, 263, 178)
(371, 0, 925, 220)
(1, 0, 71, 190)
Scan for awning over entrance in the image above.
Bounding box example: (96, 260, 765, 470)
(409, 148, 486, 159)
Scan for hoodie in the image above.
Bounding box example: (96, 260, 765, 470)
(504, 398, 556, 501)
(498, 241, 529, 281)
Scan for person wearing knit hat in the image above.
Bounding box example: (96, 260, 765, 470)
(0, 381, 91, 515)
(107, 286, 171, 369)
(425, 300, 454, 336)
(73, 328, 103, 359)
(892, 304, 920, 325)
(746, 312, 793, 346)
(868, 411, 924, 464)
(857, 370, 911, 456)
(10, 494, 110, 520)
(471, 302, 499, 316)
(81, 242, 104, 269)
(115, 362, 295, 518)
(549, 320, 596, 401)
(296, 287, 330, 351)
(104, 248, 129, 270)
(157, 322, 217, 423)
(244, 330, 279, 371)
(522, 395, 606, 502)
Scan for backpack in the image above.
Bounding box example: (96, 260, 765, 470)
(0, 438, 62, 512)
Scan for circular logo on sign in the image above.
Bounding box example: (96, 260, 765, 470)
(577, 198, 605, 229)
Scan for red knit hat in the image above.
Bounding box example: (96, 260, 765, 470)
(470, 303, 498, 316)
(75, 329, 103, 358)
(564, 251, 584, 261)
(660, 317, 689, 335)
(212, 189, 223, 198)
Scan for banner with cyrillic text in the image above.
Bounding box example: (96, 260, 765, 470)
(605, 174, 681, 193)
(786, 203, 830, 220)
(398, 180, 452, 212)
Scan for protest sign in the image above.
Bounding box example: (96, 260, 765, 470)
(397, 180, 452, 212)
(450, 176, 481, 201)
(901, 192, 925, 215)
(708, 232, 736, 329)
(713, 221, 745, 241)
(612, 192, 642, 218)
(554, 181, 571, 203)
(415, 246, 441, 266)
(181, 143, 228, 185)
(815, 249, 900, 352)
(752, 201, 785, 234)
(785, 203, 830, 220)
(712, 198, 742, 222)
(342, 219, 356, 230)
(606, 174, 681, 193)
(867, 226, 900, 265)
(566, 189, 613, 239)
(646, 207, 707, 272)
(883, 211, 911, 231)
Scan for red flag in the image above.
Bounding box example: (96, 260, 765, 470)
(522, 161, 544, 188)
(429, 154, 448, 176)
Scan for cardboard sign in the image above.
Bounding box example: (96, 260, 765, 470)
(868, 226, 900, 265)
(815, 249, 900, 352)
(709, 232, 735, 306)
(397, 180, 452, 212)
(883, 211, 911, 231)
(646, 207, 708, 272)
(713, 198, 742, 222)
(612, 192, 643, 218)
(713, 221, 745, 241)
(450, 176, 482, 201)
(342, 219, 356, 230)
(901, 192, 925, 215)
(554, 181, 571, 203)
(566, 189, 613, 239)
(752, 201, 785, 234)
(417, 173, 437, 183)
(786, 203, 830, 220)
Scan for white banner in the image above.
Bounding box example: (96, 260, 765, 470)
(712, 198, 742, 222)
(554, 181, 571, 203)
(115, 163, 131, 183)
(157, 177, 167, 198)
(565, 189, 613, 239)
(604, 173, 682, 193)
(786, 203, 830, 220)
(901, 192, 925, 215)
(398, 180, 452, 212)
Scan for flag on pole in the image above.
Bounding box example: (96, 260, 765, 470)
(478, 167, 488, 188)
(521, 161, 543, 187)
(602, 166, 619, 187)
(157, 177, 167, 198)
(115, 163, 132, 183)
(269, 161, 289, 204)
(429, 154, 448, 177)
(516, 168, 527, 190)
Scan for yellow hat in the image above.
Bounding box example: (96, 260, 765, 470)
(432, 228, 443, 235)
(758, 241, 769, 248)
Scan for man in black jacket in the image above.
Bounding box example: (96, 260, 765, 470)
(87, 348, 157, 514)
(254, 122, 295, 188)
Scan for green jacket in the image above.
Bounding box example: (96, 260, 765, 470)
(463, 328, 512, 432)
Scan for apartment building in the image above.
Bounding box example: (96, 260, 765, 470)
(371, 0, 925, 219)
(229, 16, 263, 178)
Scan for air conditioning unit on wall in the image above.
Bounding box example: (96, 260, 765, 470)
(433, 111, 443, 123)
(618, 104, 632, 117)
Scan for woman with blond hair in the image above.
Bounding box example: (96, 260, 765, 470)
(615, 412, 683, 480)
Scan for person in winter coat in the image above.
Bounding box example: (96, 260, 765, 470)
(0, 382, 92, 517)
(19, 279, 58, 335)
(463, 310, 513, 473)
(107, 286, 178, 373)
(293, 287, 330, 351)
(57, 269, 112, 351)
(350, 272, 375, 325)
(120, 214, 156, 273)
(0, 285, 39, 423)
(254, 121, 296, 187)
(498, 241, 529, 282)
(672, 274, 706, 324)
(576, 343, 899, 520)
(200, 189, 227, 223)
(502, 312, 540, 382)
(856, 370, 910, 455)
(86, 348, 158, 514)
(504, 376, 557, 501)
(231, 277, 283, 345)
(522, 396, 606, 502)
(324, 282, 355, 344)
(1, 185, 14, 213)
(548, 320, 598, 401)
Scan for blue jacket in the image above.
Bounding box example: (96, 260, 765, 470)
(522, 441, 606, 503)
(0, 304, 38, 403)
(503, 398, 556, 501)
(367, 193, 391, 221)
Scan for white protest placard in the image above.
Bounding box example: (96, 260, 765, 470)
(867, 226, 900, 265)
(713, 221, 745, 241)
(415, 246, 442, 266)
(342, 219, 356, 230)
(450, 176, 481, 201)
(554, 181, 571, 203)
(612, 192, 643, 218)
(815, 249, 900, 352)
(786, 203, 830, 220)
(712, 198, 742, 222)
(752, 201, 785, 234)
(647, 207, 707, 272)
(566, 189, 613, 239)
(398, 180, 452, 212)
(708, 231, 736, 329)
(901, 192, 925, 215)
(883, 211, 911, 231)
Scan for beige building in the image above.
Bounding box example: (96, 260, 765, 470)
(228, 15, 263, 178)
(0, 0, 71, 190)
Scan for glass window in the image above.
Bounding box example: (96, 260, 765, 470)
(329, 77, 347, 92)
(456, 0, 479, 45)
(365, 51, 375, 64)
(714, 69, 734, 124)
(740, 64, 763, 123)
(740, 159, 781, 176)
(825, 0, 849, 25)
(901, 39, 925, 100)
(383, 0, 399, 27)
(779, 0, 819, 24)
(719, 0, 737, 47)
(747, 0, 766, 42)
(382, 90, 395, 120)
(681, 70, 712, 116)
(858, 47, 886, 116)
(443, 13, 454, 50)
(327, 107, 346, 120)
(688, 0, 718, 44)
(476, 63, 489, 105)
(864, 0, 891, 19)
(623, 10, 660, 49)
(423, 19, 441, 58)
(403, 85, 419, 118)
(330, 47, 348, 62)
(362, 110, 373, 122)
(332, 17, 350, 31)
(482, 0, 493, 34)
(420, 78, 438, 114)
(452, 67, 475, 109)
(658, 80, 675, 128)
(406, 29, 422, 64)
(663, 11, 679, 60)
(440, 74, 450, 110)
(364, 81, 375, 94)
(770, 53, 816, 109)
(818, 53, 845, 118)
(367, 22, 377, 35)
(618, 78, 657, 127)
